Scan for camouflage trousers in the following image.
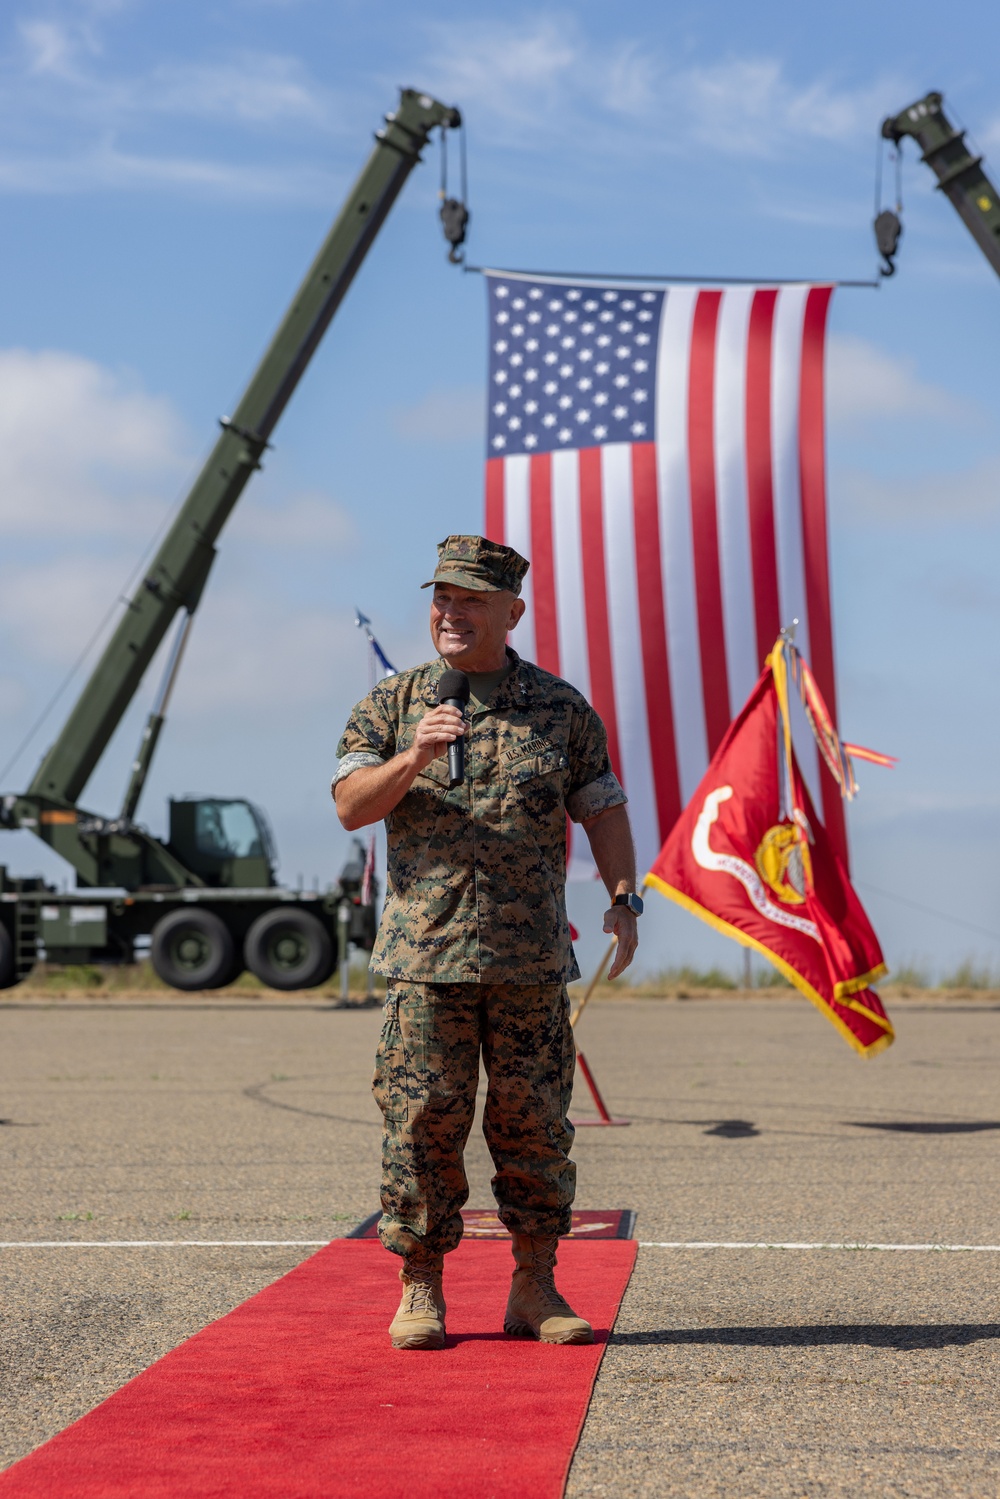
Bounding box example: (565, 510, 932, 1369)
(373, 981, 576, 1258)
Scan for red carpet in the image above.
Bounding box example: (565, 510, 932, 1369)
(351, 1207, 635, 1239)
(1, 1238, 637, 1499)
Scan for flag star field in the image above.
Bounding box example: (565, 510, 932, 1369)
(486, 280, 665, 457)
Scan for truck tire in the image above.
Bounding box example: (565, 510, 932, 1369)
(0, 924, 14, 989)
(244, 908, 334, 991)
(151, 909, 237, 991)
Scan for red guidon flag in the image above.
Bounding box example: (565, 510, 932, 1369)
(646, 636, 894, 1056)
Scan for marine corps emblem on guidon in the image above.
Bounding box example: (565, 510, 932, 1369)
(691, 787, 819, 941)
(754, 820, 812, 906)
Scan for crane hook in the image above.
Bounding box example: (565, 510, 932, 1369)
(440, 197, 470, 263)
(874, 208, 902, 277)
(439, 119, 470, 264)
(873, 129, 903, 277)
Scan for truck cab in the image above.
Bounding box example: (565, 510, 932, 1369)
(167, 798, 276, 889)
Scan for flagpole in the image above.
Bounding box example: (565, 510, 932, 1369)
(465, 264, 881, 289)
(570, 881, 647, 1030)
(355, 608, 392, 1004)
(569, 939, 616, 1031)
(569, 890, 642, 1127)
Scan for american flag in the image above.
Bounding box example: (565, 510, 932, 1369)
(482, 273, 845, 880)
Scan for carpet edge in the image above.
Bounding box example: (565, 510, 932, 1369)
(558, 1240, 639, 1498)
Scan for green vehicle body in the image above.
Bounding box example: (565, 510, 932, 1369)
(0, 88, 462, 992)
(881, 91, 1000, 279)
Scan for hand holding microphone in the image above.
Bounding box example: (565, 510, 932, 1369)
(408, 671, 470, 784)
(437, 670, 470, 787)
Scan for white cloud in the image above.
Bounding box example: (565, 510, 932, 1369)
(0, 554, 131, 664)
(170, 587, 360, 715)
(826, 334, 966, 430)
(14, 15, 330, 126)
(143, 55, 329, 125)
(0, 345, 361, 740)
(0, 10, 911, 204)
(0, 550, 366, 727)
(423, 16, 578, 133)
(0, 348, 189, 536)
(0, 144, 338, 199)
(0, 10, 341, 200)
(392, 387, 484, 444)
(837, 455, 1000, 523)
(422, 17, 904, 157)
(19, 20, 90, 79)
(237, 490, 358, 548)
(422, 14, 671, 145)
(678, 59, 894, 156)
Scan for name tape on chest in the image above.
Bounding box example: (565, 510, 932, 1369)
(501, 737, 559, 767)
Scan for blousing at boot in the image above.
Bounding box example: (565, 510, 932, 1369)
(333, 535, 640, 1350)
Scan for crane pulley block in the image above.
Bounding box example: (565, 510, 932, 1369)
(877, 91, 1000, 281)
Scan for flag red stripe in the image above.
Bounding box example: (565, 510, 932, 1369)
(579, 447, 623, 781)
(631, 442, 682, 840)
(798, 285, 847, 867)
(687, 290, 731, 753)
(528, 453, 560, 674)
(484, 457, 505, 543)
(744, 288, 781, 669)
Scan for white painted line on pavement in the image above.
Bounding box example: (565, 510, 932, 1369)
(0, 1240, 330, 1248)
(6, 1238, 999, 1253)
(640, 1241, 1000, 1252)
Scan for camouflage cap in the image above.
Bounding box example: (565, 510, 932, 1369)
(421, 534, 530, 596)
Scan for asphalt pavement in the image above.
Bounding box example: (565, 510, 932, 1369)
(1, 994, 998, 1495)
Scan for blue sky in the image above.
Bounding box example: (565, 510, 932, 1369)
(1, 0, 999, 982)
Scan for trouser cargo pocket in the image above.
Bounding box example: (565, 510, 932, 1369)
(372, 990, 408, 1123)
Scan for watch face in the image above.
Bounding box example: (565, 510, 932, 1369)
(615, 893, 643, 916)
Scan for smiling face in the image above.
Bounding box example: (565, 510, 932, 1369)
(429, 583, 525, 672)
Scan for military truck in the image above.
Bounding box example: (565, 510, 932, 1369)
(0, 88, 464, 992)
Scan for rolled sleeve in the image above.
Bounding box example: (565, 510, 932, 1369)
(334, 686, 397, 792)
(567, 770, 627, 823)
(331, 750, 387, 790)
(565, 698, 625, 824)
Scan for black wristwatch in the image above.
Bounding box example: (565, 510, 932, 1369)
(613, 892, 644, 916)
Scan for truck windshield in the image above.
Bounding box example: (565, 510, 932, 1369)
(195, 800, 266, 859)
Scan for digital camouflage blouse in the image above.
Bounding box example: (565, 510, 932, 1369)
(334, 650, 626, 983)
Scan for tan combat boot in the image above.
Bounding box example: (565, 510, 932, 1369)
(388, 1256, 446, 1350)
(504, 1233, 593, 1345)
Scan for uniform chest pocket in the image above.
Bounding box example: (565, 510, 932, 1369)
(507, 748, 569, 820)
(410, 753, 453, 797)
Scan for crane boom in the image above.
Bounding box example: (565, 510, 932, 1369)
(27, 88, 459, 808)
(882, 92, 1000, 279)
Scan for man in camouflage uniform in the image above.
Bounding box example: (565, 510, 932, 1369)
(333, 535, 640, 1349)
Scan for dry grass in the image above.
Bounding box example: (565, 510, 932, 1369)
(6, 961, 384, 1004)
(7, 961, 1000, 1006)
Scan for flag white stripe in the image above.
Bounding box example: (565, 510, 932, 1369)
(551, 451, 597, 881)
(602, 443, 660, 877)
(771, 287, 820, 794)
(551, 452, 589, 701)
(654, 287, 709, 805)
(503, 455, 535, 666)
(771, 287, 810, 660)
(714, 288, 759, 718)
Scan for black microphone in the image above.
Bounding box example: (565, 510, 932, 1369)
(437, 669, 470, 788)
